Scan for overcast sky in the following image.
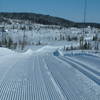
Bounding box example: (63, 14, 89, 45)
(0, 0, 100, 23)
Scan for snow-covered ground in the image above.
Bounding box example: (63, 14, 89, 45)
(0, 46, 100, 100)
(0, 19, 100, 99)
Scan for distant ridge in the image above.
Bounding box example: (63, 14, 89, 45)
(0, 12, 100, 28)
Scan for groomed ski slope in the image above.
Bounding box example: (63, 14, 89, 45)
(0, 47, 100, 100)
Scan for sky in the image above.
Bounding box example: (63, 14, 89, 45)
(0, 0, 100, 23)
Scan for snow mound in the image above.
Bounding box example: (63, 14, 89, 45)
(36, 46, 58, 53)
(24, 49, 33, 55)
(23, 46, 63, 56)
(0, 47, 15, 56)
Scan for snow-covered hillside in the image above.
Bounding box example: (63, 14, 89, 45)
(0, 18, 100, 51)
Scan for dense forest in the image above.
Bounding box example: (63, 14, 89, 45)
(0, 12, 100, 28)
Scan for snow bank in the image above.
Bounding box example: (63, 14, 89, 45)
(23, 46, 63, 56)
(23, 49, 33, 55)
(36, 46, 57, 53)
(0, 47, 15, 56)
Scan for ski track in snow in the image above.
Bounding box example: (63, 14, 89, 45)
(0, 48, 100, 100)
(57, 56, 100, 85)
